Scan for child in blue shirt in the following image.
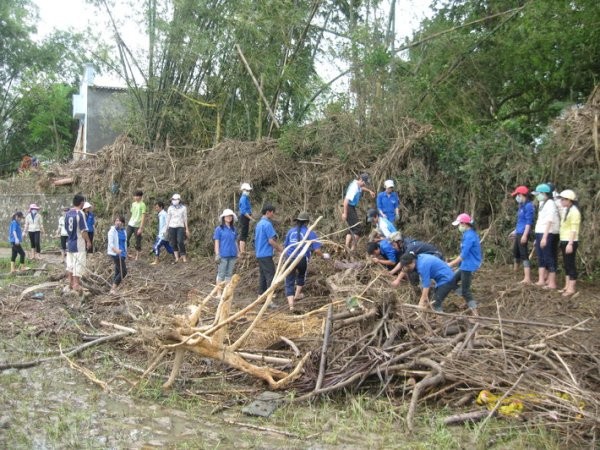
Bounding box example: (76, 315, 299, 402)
(8, 211, 26, 273)
(238, 183, 255, 254)
(449, 213, 482, 315)
(83, 202, 95, 253)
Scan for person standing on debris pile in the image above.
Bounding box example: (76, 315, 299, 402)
(398, 252, 456, 311)
(367, 239, 398, 270)
(151, 201, 174, 265)
(213, 208, 239, 288)
(55, 206, 69, 263)
(448, 213, 482, 315)
(342, 173, 375, 252)
(238, 182, 255, 255)
(283, 211, 329, 312)
(24, 203, 44, 260)
(166, 193, 190, 263)
(8, 211, 27, 273)
(127, 190, 147, 260)
(509, 185, 534, 284)
(389, 233, 443, 286)
(376, 179, 400, 224)
(83, 202, 95, 253)
(107, 214, 128, 294)
(558, 189, 581, 297)
(65, 194, 91, 292)
(366, 208, 396, 240)
(532, 184, 560, 289)
(255, 204, 283, 297)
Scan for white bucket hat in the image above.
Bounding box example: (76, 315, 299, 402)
(171, 193, 181, 200)
(384, 180, 394, 189)
(240, 182, 252, 191)
(220, 208, 238, 221)
(83, 202, 92, 209)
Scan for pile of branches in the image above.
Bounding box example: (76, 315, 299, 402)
(289, 291, 599, 442)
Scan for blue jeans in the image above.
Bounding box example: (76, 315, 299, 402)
(169, 227, 186, 256)
(452, 269, 477, 309)
(285, 257, 308, 296)
(112, 255, 128, 286)
(217, 257, 237, 282)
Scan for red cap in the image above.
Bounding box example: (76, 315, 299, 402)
(511, 185, 529, 196)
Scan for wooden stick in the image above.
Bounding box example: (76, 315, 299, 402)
(399, 304, 592, 330)
(221, 419, 300, 438)
(315, 304, 333, 391)
(444, 410, 489, 426)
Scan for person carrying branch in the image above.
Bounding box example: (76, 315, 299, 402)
(283, 211, 329, 312)
(341, 172, 375, 251)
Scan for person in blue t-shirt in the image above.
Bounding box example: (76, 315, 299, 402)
(399, 252, 456, 311)
(8, 211, 27, 273)
(367, 240, 398, 270)
(389, 233, 443, 286)
(376, 179, 400, 224)
(366, 208, 396, 240)
(341, 173, 375, 251)
(213, 208, 239, 287)
(255, 204, 283, 296)
(107, 215, 128, 294)
(448, 213, 482, 315)
(83, 202, 95, 253)
(509, 185, 534, 284)
(238, 182, 255, 254)
(283, 212, 329, 312)
(65, 194, 91, 292)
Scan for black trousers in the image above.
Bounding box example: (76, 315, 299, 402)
(28, 231, 41, 253)
(11, 243, 25, 264)
(112, 255, 128, 286)
(257, 257, 276, 295)
(126, 225, 142, 251)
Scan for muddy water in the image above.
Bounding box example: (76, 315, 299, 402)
(0, 361, 308, 449)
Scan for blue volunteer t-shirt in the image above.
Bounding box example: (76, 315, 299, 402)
(255, 217, 277, 258)
(515, 201, 534, 234)
(213, 225, 238, 258)
(284, 225, 321, 259)
(379, 239, 398, 263)
(376, 191, 400, 221)
(65, 208, 88, 253)
(9, 219, 22, 244)
(86, 212, 95, 233)
(416, 253, 454, 288)
(239, 193, 252, 216)
(344, 180, 362, 207)
(117, 227, 127, 258)
(459, 228, 482, 272)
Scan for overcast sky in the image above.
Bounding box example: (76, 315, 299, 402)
(33, 0, 432, 87)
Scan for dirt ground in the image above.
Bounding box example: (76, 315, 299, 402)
(1, 247, 599, 447)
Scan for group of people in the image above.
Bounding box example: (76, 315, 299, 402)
(7, 175, 582, 308)
(509, 184, 581, 297)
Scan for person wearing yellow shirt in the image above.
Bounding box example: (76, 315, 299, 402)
(558, 190, 581, 297)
